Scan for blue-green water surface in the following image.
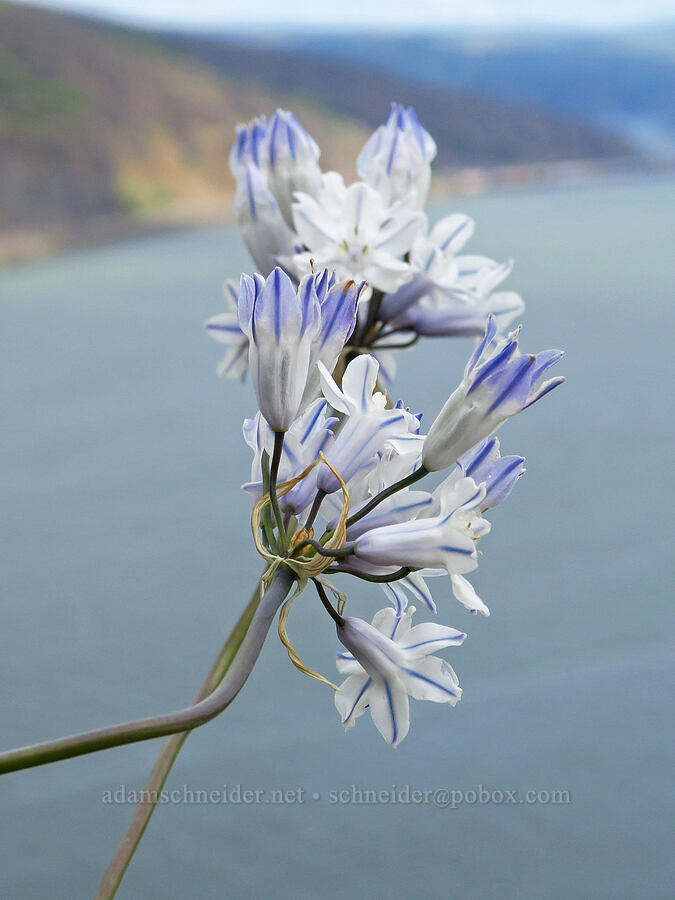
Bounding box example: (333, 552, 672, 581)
(1, 175, 673, 899)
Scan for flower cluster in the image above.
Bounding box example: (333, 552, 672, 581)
(207, 104, 565, 746)
(208, 103, 527, 389)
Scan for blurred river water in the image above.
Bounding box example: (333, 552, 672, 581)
(1, 175, 673, 899)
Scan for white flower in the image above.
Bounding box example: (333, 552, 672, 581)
(378, 213, 475, 321)
(266, 109, 322, 228)
(321, 439, 451, 617)
(335, 460, 491, 617)
(449, 574, 490, 617)
(238, 268, 361, 432)
(204, 280, 249, 380)
(402, 289, 525, 340)
(335, 606, 465, 747)
(422, 317, 565, 472)
(383, 566, 490, 619)
(231, 110, 322, 230)
(238, 268, 321, 431)
(300, 272, 365, 410)
(292, 173, 426, 294)
(352, 476, 489, 576)
(381, 570, 444, 616)
(379, 215, 524, 338)
(454, 254, 514, 299)
(321, 415, 424, 522)
(316, 354, 419, 494)
(233, 163, 297, 276)
(357, 103, 437, 210)
(433, 436, 525, 514)
(242, 399, 337, 516)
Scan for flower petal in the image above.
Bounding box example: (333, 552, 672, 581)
(368, 677, 410, 747)
(401, 622, 466, 656)
(401, 656, 462, 705)
(335, 675, 372, 729)
(450, 574, 490, 616)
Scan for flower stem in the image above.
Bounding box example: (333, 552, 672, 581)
(260, 451, 280, 554)
(291, 539, 355, 560)
(304, 490, 326, 531)
(313, 579, 345, 627)
(344, 467, 428, 529)
(357, 288, 384, 347)
(328, 566, 412, 584)
(0, 569, 295, 775)
(93, 575, 267, 900)
(372, 336, 419, 351)
(270, 431, 288, 550)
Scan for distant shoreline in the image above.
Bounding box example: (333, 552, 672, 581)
(1, 156, 671, 267)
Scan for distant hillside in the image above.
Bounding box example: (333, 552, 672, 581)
(158, 30, 629, 168)
(0, 2, 374, 254)
(0, 2, 631, 261)
(268, 29, 675, 156)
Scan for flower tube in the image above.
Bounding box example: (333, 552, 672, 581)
(238, 268, 321, 431)
(423, 317, 564, 472)
(357, 103, 437, 210)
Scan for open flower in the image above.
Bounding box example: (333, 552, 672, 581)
(357, 103, 437, 210)
(316, 354, 419, 493)
(335, 606, 465, 747)
(379, 215, 524, 339)
(292, 173, 425, 294)
(422, 317, 565, 472)
(378, 213, 475, 321)
(351, 476, 488, 576)
(322, 419, 425, 526)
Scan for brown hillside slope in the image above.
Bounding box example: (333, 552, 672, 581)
(0, 2, 631, 260)
(0, 3, 369, 241)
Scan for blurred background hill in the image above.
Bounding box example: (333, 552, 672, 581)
(1, 0, 673, 260)
(269, 28, 675, 157)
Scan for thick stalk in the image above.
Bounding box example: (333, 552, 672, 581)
(94, 576, 266, 900)
(0, 569, 295, 775)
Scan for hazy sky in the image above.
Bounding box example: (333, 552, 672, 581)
(15, 0, 675, 29)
